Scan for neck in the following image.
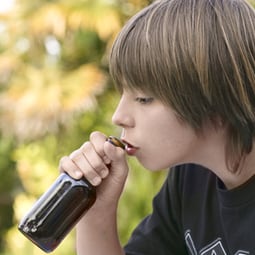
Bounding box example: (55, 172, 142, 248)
(191, 125, 255, 190)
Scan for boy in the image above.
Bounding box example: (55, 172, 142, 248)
(60, 0, 255, 254)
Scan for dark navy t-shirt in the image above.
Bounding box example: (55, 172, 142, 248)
(124, 164, 255, 254)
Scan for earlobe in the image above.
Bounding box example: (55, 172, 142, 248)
(217, 116, 225, 128)
(209, 114, 225, 130)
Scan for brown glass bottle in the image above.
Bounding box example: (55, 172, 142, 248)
(18, 136, 125, 253)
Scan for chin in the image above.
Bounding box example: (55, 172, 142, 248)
(139, 159, 170, 171)
(137, 155, 180, 171)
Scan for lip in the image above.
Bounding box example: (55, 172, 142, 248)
(121, 139, 139, 156)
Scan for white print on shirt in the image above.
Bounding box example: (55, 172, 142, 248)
(184, 230, 250, 255)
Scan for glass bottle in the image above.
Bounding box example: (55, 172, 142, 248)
(18, 136, 125, 253)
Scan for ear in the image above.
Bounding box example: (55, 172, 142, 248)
(209, 114, 225, 130)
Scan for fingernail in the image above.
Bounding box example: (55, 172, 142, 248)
(75, 170, 82, 179)
(103, 156, 111, 164)
(101, 169, 108, 178)
(91, 176, 101, 186)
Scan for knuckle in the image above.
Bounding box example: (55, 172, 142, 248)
(83, 169, 102, 186)
(71, 152, 83, 163)
(90, 131, 101, 141)
(90, 131, 107, 144)
(58, 156, 82, 178)
(59, 155, 71, 169)
(59, 155, 68, 165)
(81, 141, 92, 153)
(94, 162, 106, 173)
(83, 168, 95, 177)
(69, 149, 79, 158)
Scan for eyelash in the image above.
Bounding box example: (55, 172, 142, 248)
(135, 97, 154, 104)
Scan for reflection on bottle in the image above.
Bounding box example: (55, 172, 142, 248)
(19, 173, 96, 252)
(18, 136, 126, 253)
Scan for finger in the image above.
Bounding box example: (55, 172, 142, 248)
(59, 155, 83, 179)
(90, 131, 111, 164)
(104, 140, 126, 161)
(70, 146, 103, 186)
(80, 142, 109, 179)
(104, 141, 128, 177)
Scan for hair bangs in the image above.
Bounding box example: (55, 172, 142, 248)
(109, 5, 164, 97)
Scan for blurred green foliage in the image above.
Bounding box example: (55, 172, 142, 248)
(0, 0, 165, 254)
(0, 136, 19, 250)
(2, 0, 254, 254)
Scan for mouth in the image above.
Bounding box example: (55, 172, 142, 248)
(121, 139, 139, 156)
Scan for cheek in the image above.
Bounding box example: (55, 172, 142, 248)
(138, 126, 197, 170)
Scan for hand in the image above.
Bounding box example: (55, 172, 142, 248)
(59, 131, 129, 207)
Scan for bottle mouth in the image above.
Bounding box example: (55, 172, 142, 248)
(107, 136, 126, 150)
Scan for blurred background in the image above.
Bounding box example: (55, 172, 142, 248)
(0, 0, 168, 254)
(1, 0, 255, 254)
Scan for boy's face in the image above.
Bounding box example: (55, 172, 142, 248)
(112, 89, 201, 170)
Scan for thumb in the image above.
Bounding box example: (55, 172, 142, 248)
(104, 141, 129, 180)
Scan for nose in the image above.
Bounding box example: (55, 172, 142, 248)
(112, 96, 134, 128)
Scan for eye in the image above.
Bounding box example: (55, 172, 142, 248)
(135, 97, 154, 104)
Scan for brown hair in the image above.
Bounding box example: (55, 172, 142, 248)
(109, 0, 255, 172)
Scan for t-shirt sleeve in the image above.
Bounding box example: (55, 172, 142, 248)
(124, 167, 187, 255)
